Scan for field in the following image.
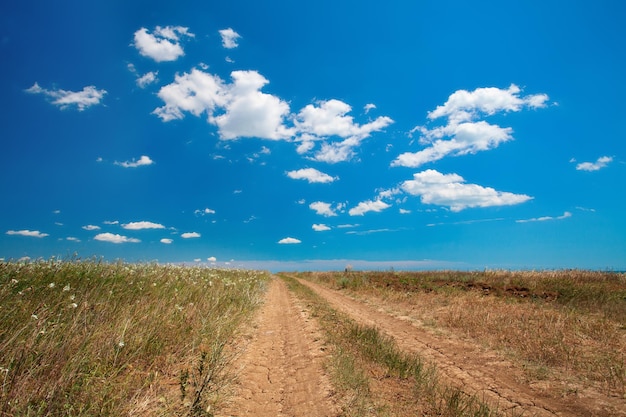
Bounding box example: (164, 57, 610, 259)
(1, 261, 625, 416)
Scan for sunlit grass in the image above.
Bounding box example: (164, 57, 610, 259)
(303, 270, 626, 397)
(281, 273, 498, 416)
(0, 259, 269, 416)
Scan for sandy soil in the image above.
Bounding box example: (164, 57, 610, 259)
(218, 276, 625, 416)
(298, 278, 626, 417)
(217, 278, 338, 417)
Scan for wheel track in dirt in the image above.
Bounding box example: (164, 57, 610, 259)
(217, 278, 337, 417)
(296, 277, 626, 417)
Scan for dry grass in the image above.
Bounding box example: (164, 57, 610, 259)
(281, 273, 498, 416)
(0, 259, 269, 416)
(303, 270, 626, 397)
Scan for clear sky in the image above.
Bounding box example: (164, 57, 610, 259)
(1, 0, 625, 271)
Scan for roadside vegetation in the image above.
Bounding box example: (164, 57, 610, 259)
(281, 273, 498, 416)
(299, 270, 626, 398)
(0, 259, 269, 416)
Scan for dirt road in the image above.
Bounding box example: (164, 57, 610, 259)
(217, 278, 337, 417)
(298, 277, 626, 417)
(219, 276, 624, 416)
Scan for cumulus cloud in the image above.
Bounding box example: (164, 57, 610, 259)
(122, 221, 165, 230)
(392, 84, 548, 168)
(576, 156, 613, 171)
(295, 99, 393, 163)
(82, 225, 101, 231)
(392, 121, 513, 167)
(207, 256, 217, 262)
(115, 155, 154, 168)
(348, 199, 391, 216)
(516, 211, 572, 223)
(309, 201, 338, 217)
(94, 233, 140, 244)
(286, 168, 337, 183)
(6, 230, 49, 238)
(312, 224, 331, 231)
(401, 169, 532, 212)
(194, 208, 216, 215)
(154, 69, 293, 140)
(219, 28, 241, 49)
(278, 237, 301, 244)
(160, 238, 173, 244)
(25, 83, 106, 111)
(136, 71, 158, 88)
(181, 232, 201, 238)
(133, 26, 194, 62)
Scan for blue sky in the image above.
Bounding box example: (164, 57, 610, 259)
(1, 0, 625, 271)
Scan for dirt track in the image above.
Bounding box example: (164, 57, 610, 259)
(219, 276, 625, 416)
(217, 278, 337, 417)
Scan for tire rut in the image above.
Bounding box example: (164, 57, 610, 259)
(217, 278, 337, 417)
(297, 277, 625, 417)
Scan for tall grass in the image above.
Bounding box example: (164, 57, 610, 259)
(303, 270, 626, 396)
(281, 274, 498, 416)
(0, 259, 268, 416)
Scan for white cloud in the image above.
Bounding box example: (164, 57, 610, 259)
(6, 230, 49, 238)
(154, 69, 293, 140)
(392, 84, 548, 168)
(122, 221, 165, 230)
(312, 224, 331, 231)
(286, 168, 337, 183)
(576, 156, 613, 171)
(349, 199, 391, 216)
(207, 256, 217, 262)
(194, 208, 216, 215)
(364, 103, 376, 113)
(516, 211, 572, 223)
(115, 155, 154, 168)
(26, 83, 106, 111)
(103, 220, 119, 225)
(392, 121, 513, 167)
(82, 225, 101, 231)
(94, 233, 140, 244)
(427, 84, 549, 123)
(399, 208, 411, 214)
(136, 71, 158, 88)
(160, 238, 173, 244)
(278, 237, 301, 244)
(219, 28, 241, 49)
(66, 237, 80, 242)
(401, 169, 532, 212)
(295, 99, 393, 163)
(309, 201, 338, 217)
(133, 26, 194, 62)
(181, 232, 201, 238)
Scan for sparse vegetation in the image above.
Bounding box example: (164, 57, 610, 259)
(0, 259, 269, 416)
(281, 273, 499, 416)
(300, 269, 626, 397)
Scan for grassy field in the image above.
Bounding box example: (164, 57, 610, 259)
(0, 259, 269, 416)
(3, 262, 624, 416)
(298, 269, 626, 398)
(281, 273, 496, 416)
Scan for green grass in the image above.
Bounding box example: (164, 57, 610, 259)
(0, 259, 269, 416)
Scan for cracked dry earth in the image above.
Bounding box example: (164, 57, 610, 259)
(217, 278, 338, 417)
(219, 276, 625, 416)
(298, 278, 626, 417)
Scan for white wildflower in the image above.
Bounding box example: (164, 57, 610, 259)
(63, 284, 70, 292)
(48, 282, 55, 288)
